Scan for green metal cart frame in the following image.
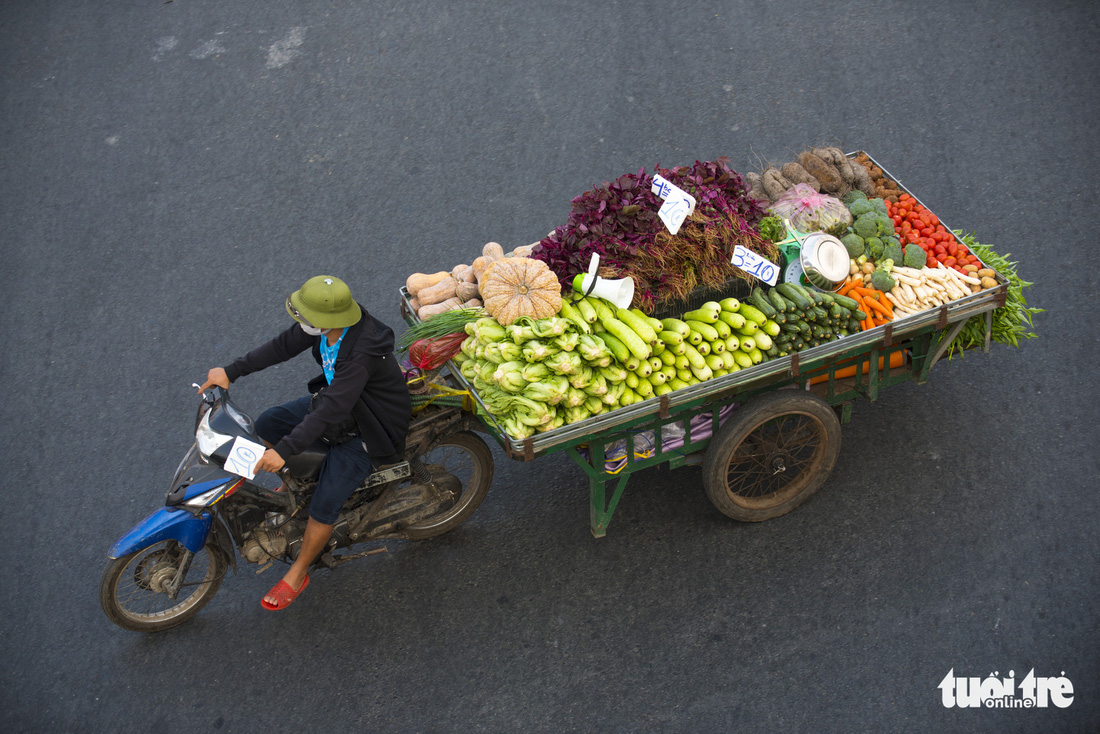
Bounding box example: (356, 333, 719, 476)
(400, 153, 1007, 537)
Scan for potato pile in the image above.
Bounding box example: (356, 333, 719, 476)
(850, 152, 904, 203)
(745, 146, 877, 204)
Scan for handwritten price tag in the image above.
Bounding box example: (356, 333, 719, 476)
(650, 174, 696, 235)
(731, 246, 780, 286)
(657, 198, 693, 235)
(222, 436, 268, 479)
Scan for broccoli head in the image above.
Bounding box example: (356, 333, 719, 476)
(841, 233, 865, 258)
(847, 199, 875, 219)
(871, 267, 896, 292)
(853, 212, 879, 239)
(865, 236, 884, 260)
(882, 234, 901, 249)
(882, 241, 905, 266)
(870, 198, 888, 215)
(903, 243, 926, 269)
(842, 190, 868, 206)
(876, 213, 895, 237)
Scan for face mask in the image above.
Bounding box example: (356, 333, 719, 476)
(300, 323, 325, 337)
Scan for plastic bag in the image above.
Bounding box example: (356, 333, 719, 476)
(408, 332, 468, 370)
(768, 184, 852, 236)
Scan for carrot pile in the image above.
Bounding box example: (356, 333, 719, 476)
(838, 276, 894, 331)
(885, 194, 979, 275)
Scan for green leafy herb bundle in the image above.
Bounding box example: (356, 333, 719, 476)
(946, 232, 1041, 358)
(397, 307, 485, 353)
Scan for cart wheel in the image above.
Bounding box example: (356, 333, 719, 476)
(702, 391, 841, 522)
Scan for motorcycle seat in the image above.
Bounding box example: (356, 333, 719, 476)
(284, 447, 327, 480)
(284, 447, 400, 482)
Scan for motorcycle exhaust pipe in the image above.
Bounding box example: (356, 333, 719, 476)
(346, 458, 430, 542)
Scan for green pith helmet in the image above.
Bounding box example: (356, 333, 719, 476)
(286, 275, 362, 329)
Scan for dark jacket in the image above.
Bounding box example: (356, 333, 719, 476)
(223, 305, 411, 464)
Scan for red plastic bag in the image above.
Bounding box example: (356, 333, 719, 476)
(408, 332, 468, 370)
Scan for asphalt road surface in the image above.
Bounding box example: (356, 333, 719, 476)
(2, 1, 1097, 732)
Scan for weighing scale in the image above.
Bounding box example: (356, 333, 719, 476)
(774, 220, 850, 292)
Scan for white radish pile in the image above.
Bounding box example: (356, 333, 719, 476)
(885, 263, 983, 317)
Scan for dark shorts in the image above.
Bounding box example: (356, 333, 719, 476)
(255, 396, 373, 525)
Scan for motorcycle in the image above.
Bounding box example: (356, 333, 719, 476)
(99, 383, 493, 632)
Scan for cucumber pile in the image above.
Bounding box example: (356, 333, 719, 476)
(453, 285, 871, 438)
(746, 283, 868, 354)
(659, 298, 781, 381)
(569, 295, 786, 394)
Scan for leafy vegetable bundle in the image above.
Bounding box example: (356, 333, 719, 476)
(531, 158, 778, 314)
(945, 233, 1041, 358)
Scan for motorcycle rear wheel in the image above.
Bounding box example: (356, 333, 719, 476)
(401, 431, 493, 540)
(99, 540, 227, 632)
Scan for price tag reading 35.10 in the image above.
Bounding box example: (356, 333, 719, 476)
(731, 245, 780, 286)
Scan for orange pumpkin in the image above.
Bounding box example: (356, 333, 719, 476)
(478, 258, 562, 325)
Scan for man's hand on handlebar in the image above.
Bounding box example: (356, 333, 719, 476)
(197, 368, 230, 394)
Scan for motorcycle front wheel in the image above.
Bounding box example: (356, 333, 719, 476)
(99, 540, 227, 632)
(401, 431, 493, 540)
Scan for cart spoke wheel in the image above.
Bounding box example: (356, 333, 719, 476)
(703, 392, 841, 522)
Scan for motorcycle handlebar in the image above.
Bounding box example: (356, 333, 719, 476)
(192, 383, 229, 404)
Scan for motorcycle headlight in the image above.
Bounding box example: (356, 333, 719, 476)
(196, 410, 232, 458)
(183, 480, 238, 508)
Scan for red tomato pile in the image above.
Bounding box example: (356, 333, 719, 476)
(886, 194, 978, 274)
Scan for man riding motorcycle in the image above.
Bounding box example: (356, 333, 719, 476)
(197, 275, 411, 610)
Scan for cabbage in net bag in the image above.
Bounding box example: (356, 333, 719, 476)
(768, 184, 852, 236)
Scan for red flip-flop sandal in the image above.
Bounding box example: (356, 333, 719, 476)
(261, 576, 310, 610)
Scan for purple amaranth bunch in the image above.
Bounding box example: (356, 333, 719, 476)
(531, 168, 662, 289)
(532, 157, 778, 313)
